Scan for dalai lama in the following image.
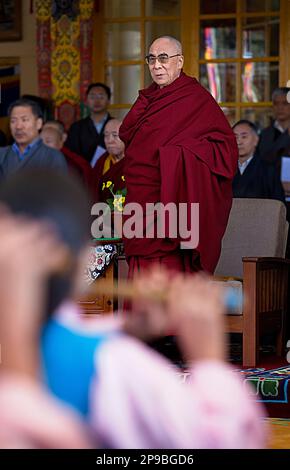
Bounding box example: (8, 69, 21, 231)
(119, 36, 238, 277)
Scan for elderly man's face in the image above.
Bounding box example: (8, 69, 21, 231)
(104, 119, 125, 159)
(10, 106, 42, 150)
(148, 38, 184, 88)
(40, 127, 63, 150)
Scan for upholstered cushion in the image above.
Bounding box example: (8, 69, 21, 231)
(215, 198, 288, 278)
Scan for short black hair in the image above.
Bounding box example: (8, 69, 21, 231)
(0, 169, 91, 317)
(8, 98, 43, 120)
(86, 82, 111, 100)
(272, 87, 290, 100)
(232, 119, 259, 135)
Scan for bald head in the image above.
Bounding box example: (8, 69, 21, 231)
(40, 120, 67, 150)
(150, 36, 182, 54)
(105, 118, 122, 129)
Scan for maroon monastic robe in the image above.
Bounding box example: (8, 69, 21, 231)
(119, 72, 238, 274)
(62, 145, 95, 196)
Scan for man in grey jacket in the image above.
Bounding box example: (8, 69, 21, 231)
(0, 98, 67, 178)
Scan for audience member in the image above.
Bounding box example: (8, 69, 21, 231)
(65, 83, 113, 166)
(0, 169, 266, 449)
(0, 98, 67, 178)
(94, 118, 126, 205)
(258, 87, 290, 165)
(41, 120, 67, 149)
(232, 119, 285, 201)
(41, 120, 95, 194)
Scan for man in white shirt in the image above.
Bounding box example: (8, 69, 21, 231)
(232, 119, 285, 202)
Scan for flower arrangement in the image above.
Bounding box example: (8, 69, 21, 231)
(102, 177, 127, 212)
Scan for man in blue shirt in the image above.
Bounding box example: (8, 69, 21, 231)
(0, 98, 67, 178)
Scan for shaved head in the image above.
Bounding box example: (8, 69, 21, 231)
(149, 36, 182, 54)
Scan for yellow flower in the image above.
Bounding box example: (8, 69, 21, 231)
(113, 194, 124, 212)
(102, 182, 106, 190)
(113, 199, 123, 212)
(106, 181, 113, 188)
(121, 175, 125, 182)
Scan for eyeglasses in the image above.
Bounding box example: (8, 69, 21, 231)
(145, 54, 181, 65)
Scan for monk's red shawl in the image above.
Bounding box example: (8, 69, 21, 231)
(119, 72, 238, 273)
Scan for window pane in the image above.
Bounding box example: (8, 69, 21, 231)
(105, 65, 141, 104)
(200, 0, 236, 14)
(144, 66, 152, 88)
(241, 0, 280, 12)
(221, 107, 237, 126)
(199, 63, 236, 102)
(241, 61, 278, 102)
(105, 23, 141, 61)
(145, 21, 180, 52)
(200, 19, 236, 59)
(104, 0, 141, 17)
(145, 0, 180, 16)
(240, 107, 273, 129)
(242, 16, 279, 58)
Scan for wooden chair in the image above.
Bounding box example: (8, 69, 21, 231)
(215, 198, 289, 367)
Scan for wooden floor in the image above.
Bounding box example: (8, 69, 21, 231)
(266, 419, 290, 449)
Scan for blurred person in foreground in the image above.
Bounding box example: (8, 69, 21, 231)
(0, 169, 266, 449)
(0, 207, 93, 448)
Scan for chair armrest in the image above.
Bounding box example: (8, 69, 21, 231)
(213, 275, 243, 282)
(242, 257, 290, 265)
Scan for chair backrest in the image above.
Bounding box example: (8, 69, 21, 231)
(214, 198, 289, 278)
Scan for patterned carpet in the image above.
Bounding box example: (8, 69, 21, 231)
(236, 365, 290, 405)
(175, 360, 290, 418)
(150, 336, 290, 418)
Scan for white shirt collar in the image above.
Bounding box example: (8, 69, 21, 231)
(274, 120, 286, 133)
(238, 155, 254, 175)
